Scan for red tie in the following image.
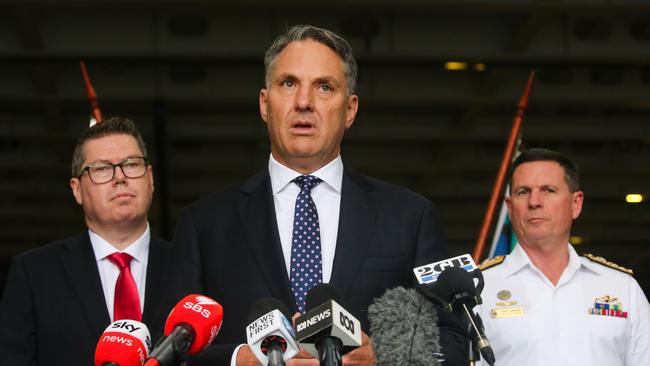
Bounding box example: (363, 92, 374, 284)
(107, 252, 141, 321)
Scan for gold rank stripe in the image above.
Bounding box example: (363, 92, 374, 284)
(583, 253, 633, 275)
(479, 256, 505, 271)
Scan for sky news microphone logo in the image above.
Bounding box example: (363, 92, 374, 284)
(413, 254, 477, 284)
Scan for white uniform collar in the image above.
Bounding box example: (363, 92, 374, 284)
(268, 153, 343, 196)
(502, 242, 597, 278)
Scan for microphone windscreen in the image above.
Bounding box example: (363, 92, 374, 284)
(432, 267, 476, 302)
(164, 294, 224, 355)
(305, 283, 342, 311)
(95, 320, 151, 366)
(248, 298, 292, 323)
(369, 287, 441, 366)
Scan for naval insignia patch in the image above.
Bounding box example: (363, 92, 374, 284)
(588, 295, 628, 318)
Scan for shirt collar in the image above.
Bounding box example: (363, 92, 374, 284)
(503, 242, 595, 278)
(268, 154, 343, 196)
(578, 249, 606, 276)
(502, 243, 531, 277)
(90, 223, 151, 263)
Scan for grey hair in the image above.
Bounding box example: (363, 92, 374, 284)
(264, 24, 358, 94)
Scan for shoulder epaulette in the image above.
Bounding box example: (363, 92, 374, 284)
(583, 253, 633, 275)
(479, 256, 505, 271)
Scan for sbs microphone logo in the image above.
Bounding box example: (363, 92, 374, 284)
(195, 296, 218, 305)
(183, 299, 213, 318)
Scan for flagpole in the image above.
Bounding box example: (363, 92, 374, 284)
(472, 70, 535, 262)
(80, 60, 103, 124)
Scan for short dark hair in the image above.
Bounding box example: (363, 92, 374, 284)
(264, 24, 358, 94)
(509, 148, 580, 192)
(71, 117, 147, 178)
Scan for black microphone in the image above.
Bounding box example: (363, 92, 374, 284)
(246, 298, 299, 366)
(294, 284, 362, 366)
(368, 286, 442, 366)
(420, 267, 495, 366)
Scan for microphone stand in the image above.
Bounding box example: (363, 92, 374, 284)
(468, 322, 481, 366)
(316, 336, 343, 366)
(266, 342, 287, 366)
(452, 293, 495, 366)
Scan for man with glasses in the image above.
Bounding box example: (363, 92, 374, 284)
(0, 117, 171, 366)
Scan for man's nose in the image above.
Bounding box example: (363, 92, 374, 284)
(528, 190, 543, 208)
(294, 85, 313, 111)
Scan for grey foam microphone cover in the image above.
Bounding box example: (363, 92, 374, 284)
(368, 287, 441, 366)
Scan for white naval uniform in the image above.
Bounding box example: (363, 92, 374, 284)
(477, 244, 650, 366)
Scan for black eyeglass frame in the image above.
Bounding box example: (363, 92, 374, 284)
(79, 156, 150, 184)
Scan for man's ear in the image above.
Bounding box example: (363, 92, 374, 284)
(259, 88, 269, 124)
(70, 178, 83, 205)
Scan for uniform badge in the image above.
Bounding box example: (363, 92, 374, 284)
(492, 289, 523, 318)
(497, 290, 511, 300)
(587, 295, 628, 318)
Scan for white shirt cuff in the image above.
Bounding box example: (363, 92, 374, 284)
(230, 344, 247, 366)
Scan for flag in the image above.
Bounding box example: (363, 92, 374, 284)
(488, 184, 518, 257)
(80, 60, 103, 126)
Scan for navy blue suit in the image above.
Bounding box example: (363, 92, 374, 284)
(169, 168, 467, 365)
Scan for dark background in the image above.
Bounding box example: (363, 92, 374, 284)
(0, 1, 648, 297)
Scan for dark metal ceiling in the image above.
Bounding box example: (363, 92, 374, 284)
(0, 0, 648, 295)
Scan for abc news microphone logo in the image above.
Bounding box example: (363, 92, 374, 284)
(295, 300, 361, 358)
(413, 254, 477, 284)
(296, 308, 356, 334)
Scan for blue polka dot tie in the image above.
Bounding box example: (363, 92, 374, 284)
(290, 175, 323, 313)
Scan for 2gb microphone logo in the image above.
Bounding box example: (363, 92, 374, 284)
(413, 254, 477, 284)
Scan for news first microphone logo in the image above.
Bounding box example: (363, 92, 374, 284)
(246, 309, 299, 362)
(413, 254, 477, 285)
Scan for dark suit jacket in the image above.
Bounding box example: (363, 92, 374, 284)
(169, 168, 467, 365)
(0, 232, 172, 366)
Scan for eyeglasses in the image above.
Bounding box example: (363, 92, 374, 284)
(80, 157, 149, 184)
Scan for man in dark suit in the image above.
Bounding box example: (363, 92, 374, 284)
(0, 117, 171, 366)
(171, 25, 466, 365)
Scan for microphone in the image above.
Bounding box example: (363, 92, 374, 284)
(246, 298, 299, 366)
(295, 283, 362, 366)
(95, 319, 152, 366)
(144, 294, 223, 366)
(420, 267, 495, 366)
(368, 286, 441, 366)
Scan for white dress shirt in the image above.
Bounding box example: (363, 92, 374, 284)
(268, 153, 343, 283)
(478, 243, 650, 366)
(231, 155, 344, 365)
(90, 224, 150, 322)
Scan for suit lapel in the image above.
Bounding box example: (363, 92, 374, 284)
(60, 232, 110, 337)
(330, 169, 378, 302)
(142, 238, 171, 332)
(239, 171, 296, 311)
